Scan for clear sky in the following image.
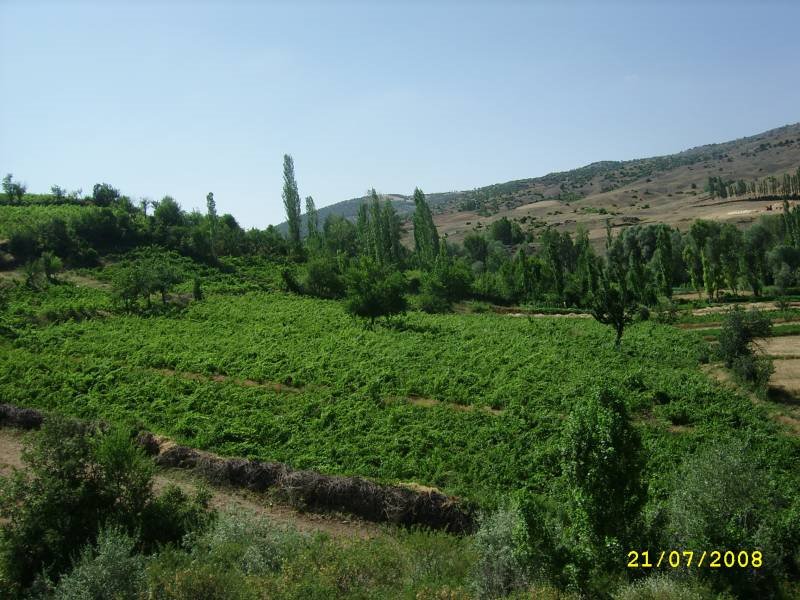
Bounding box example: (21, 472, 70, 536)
(1, 0, 798, 228)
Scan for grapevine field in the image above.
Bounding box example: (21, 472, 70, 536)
(1, 272, 797, 509)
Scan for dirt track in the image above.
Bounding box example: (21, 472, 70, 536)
(0, 428, 378, 539)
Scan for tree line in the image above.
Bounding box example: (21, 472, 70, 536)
(6, 158, 800, 334)
(706, 166, 800, 200)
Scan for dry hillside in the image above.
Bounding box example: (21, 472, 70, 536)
(301, 122, 800, 248)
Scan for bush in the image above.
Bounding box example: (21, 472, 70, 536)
(653, 297, 678, 324)
(189, 509, 305, 576)
(146, 550, 256, 600)
(666, 440, 793, 595)
(344, 258, 407, 325)
(0, 416, 214, 595)
(717, 307, 773, 391)
(471, 506, 531, 598)
(612, 574, 707, 600)
(50, 527, 146, 600)
(303, 257, 345, 299)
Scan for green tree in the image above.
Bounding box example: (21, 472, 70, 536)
(412, 188, 439, 266)
(591, 273, 635, 347)
(2, 174, 26, 204)
(344, 258, 407, 325)
(282, 154, 302, 250)
(91, 183, 120, 207)
(305, 195, 319, 246)
(0, 418, 213, 595)
(153, 196, 184, 228)
(561, 387, 645, 576)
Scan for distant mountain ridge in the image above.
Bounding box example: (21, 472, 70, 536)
(278, 122, 800, 241)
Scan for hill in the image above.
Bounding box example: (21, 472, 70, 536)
(286, 122, 800, 245)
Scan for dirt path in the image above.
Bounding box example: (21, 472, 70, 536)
(0, 428, 379, 539)
(761, 335, 800, 357)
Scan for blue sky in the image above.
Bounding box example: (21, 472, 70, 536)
(1, 1, 798, 227)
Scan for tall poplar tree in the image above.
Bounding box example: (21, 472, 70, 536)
(305, 196, 319, 244)
(412, 188, 439, 267)
(282, 154, 301, 249)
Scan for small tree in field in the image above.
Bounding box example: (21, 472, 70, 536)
(344, 258, 407, 326)
(560, 386, 645, 589)
(591, 277, 635, 348)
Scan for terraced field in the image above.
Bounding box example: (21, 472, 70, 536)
(1, 282, 797, 509)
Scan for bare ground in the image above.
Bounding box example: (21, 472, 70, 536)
(0, 428, 379, 539)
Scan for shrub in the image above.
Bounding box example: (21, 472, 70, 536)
(344, 258, 407, 325)
(717, 306, 773, 391)
(0, 416, 214, 594)
(666, 440, 793, 595)
(303, 257, 345, 299)
(653, 297, 678, 324)
(612, 574, 706, 600)
(189, 509, 305, 576)
(146, 550, 256, 600)
(50, 527, 146, 600)
(471, 505, 530, 598)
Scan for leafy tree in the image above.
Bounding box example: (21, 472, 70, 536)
(304, 256, 345, 299)
(591, 275, 635, 348)
(463, 232, 489, 263)
(488, 217, 523, 245)
(357, 190, 403, 265)
(50, 185, 66, 202)
(412, 188, 439, 266)
(667, 440, 795, 595)
(719, 224, 742, 293)
(153, 196, 184, 228)
(282, 154, 302, 250)
(91, 183, 120, 207)
(560, 387, 645, 586)
(651, 226, 673, 298)
(419, 249, 473, 312)
(305, 195, 319, 246)
(323, 214, 358, 257)
(2, 174, 26, 204)
(344, 258, 407, 325)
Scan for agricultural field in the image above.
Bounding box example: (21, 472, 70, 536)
(1, 268, 797, 512)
